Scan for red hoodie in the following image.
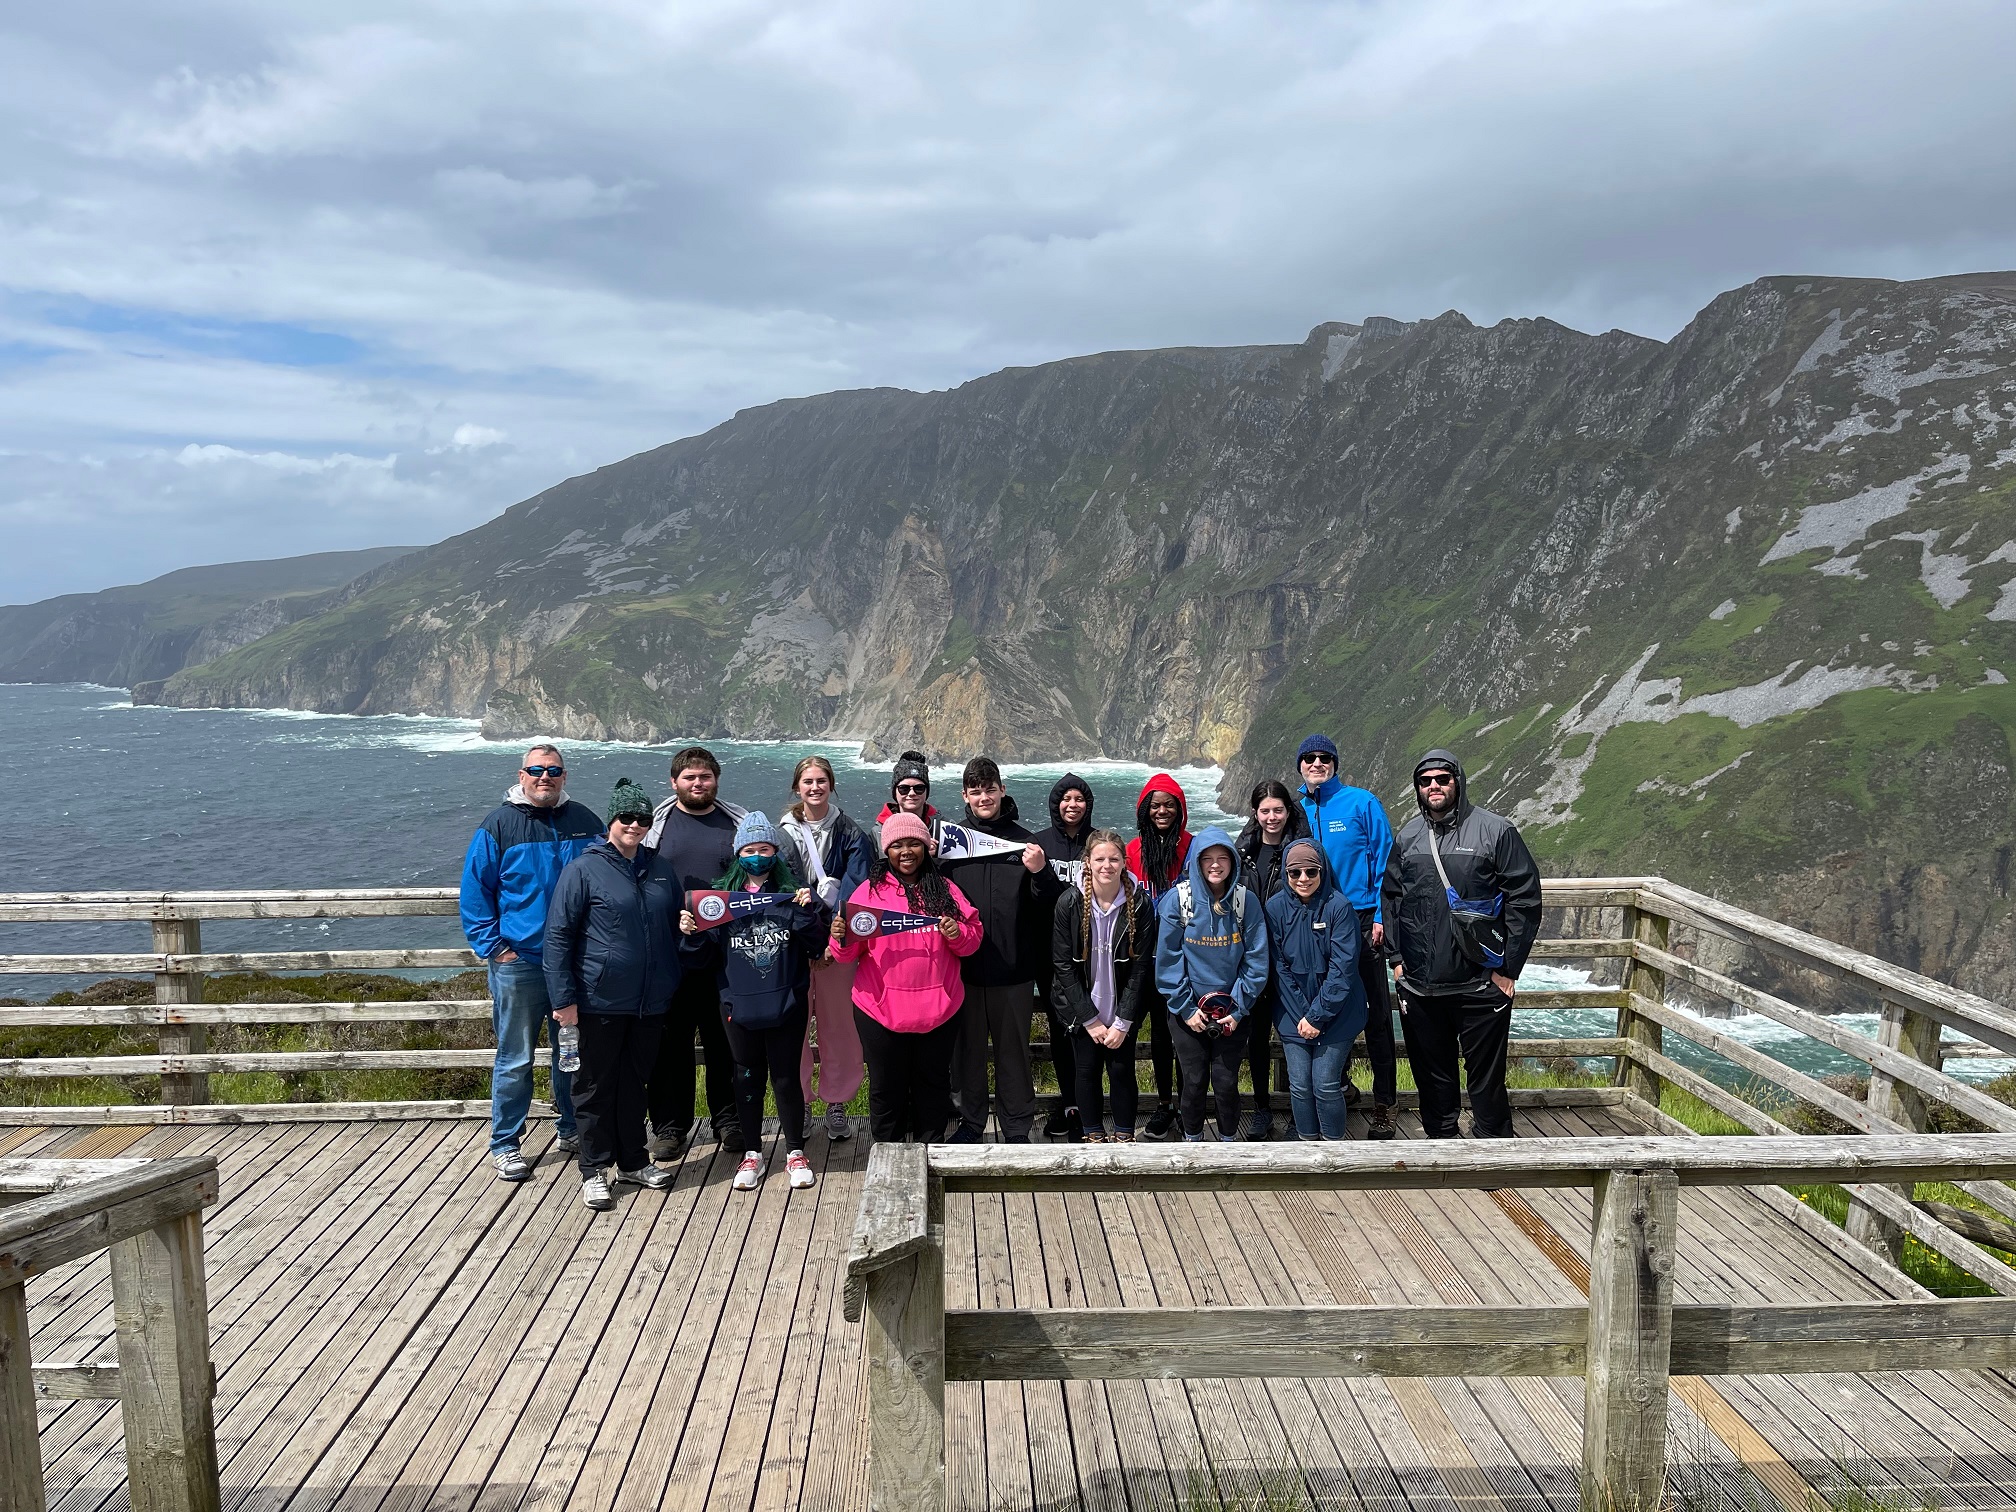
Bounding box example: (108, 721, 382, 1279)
(1125, 773, 1192, 902)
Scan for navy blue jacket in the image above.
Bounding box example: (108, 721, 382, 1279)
(681, 893, 833, 1032)
(1264, 854, 1367, 1044)
(460, 792, 606, 963)
(540, 841, 683, 1016)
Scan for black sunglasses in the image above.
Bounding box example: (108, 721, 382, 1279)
(522, 765, 565, 777)
(611, 813, 652, 827)
(1416, 773, 1456, 788)
(894, 782, 929, 795)
(1286, 865, 1322, 879)
(1299, 753, 1334, 766)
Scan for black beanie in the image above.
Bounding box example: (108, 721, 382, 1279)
(892, 750, 931, 796)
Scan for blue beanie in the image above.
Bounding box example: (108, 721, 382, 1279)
(1297, 733, 1339, 762)
(734, 810, 781, 851)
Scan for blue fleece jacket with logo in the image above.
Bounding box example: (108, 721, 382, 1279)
(1296, 776, 1394, 924)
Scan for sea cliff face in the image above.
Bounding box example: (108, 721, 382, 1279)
(147, 273, 2016, 994)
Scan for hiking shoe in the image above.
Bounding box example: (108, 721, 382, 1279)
(648, 1122, 689, 1162)
(1142, 1105, 1176, 1141)
(581, 1174, 613, 1211)
(1005, 1134, 1032, 1145)
(1367, 1104, 1398, 1141)
(492, 1149, 531, 1182)
(616, 1164, 674, 1190)
(1110, 1129, 1135, 1143)
(733, 1151, 767, 1190)
(553, 1130, 580, 1156)
(946, 1125, 984, 1145)
(786, 1150, 815, 1189)
(1240, 1113, 1274, 1142)
(1043, 1105, 1081, 1139)
(825, 1106, 853, 1141)
(715, 1119, 745, 1151)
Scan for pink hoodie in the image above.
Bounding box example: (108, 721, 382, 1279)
(830, 873, 983, 1032)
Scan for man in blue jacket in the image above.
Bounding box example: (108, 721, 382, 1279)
(1294, 733, 1400, 1139)
(459, 744, 604, 1181)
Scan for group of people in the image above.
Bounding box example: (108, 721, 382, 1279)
(458, 734, 1542, 1211)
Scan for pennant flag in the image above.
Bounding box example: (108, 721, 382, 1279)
(844, 903, 945, 938)
(688, 889, 794, 930)
(936, 822, 1028, 862)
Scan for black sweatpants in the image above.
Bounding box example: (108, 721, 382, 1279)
(1171, 1013, 1251, 1139)
(855, 1007, 960, 1143)
(723, 1006, 809, 1153)
(1146, 987, 1178, 1107)
(1398, 980, 1515, 1139)
(953, 981, 1039, 1139)
(1247, 986, 1276, 1114)
(1072, 1021, 1141, 1134)
(1048, 1001, 1079, 1114)
(647, 973, 737, 1139)
(1351, 921, 1400, 1106)
(574, 1012, 666, 1176)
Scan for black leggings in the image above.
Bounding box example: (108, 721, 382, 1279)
(573, 1012, 666, 1176)
(855, 1007, 960, 1142)
(1172, 1014, 1251, 1138)
(722, 1006, 808, 1152)
(1247, 987, 1276, 1111)
(1146, 987, 1178, 1106)
(1071, 1022, 1142, 1134)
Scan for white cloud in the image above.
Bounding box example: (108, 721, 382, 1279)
(449, 424, 507, 449)
(3, 0, 2016, 601)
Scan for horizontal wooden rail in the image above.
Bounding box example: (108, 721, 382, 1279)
(0, 949, 477, 975)
(0, 1049, 499, 1077)
(0, 1099, 507, 1125)
(0, 1000, 492, 1027)
(0, 1157, 219, 1285)
(32, 1361, 124, 1400)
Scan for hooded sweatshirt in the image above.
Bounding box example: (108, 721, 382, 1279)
(939, 792, 1065, 987)
(1030, 772, 1096, 998)
(680, 890, 833, 1031)
(830, 872, 984, 1032)
(460, 786, 607, 963)
(1051, 875, 1156, 1034)
(1264, 847, 1367, 1043)
(1153, 825, 1271, 1024)
(1125, 773, 1194, 903)
(1379, 749, 1543, 992)
(1296, 773, 1395, 925)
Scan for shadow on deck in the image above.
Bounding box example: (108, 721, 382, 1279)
(17, 1099, 2016, 1512)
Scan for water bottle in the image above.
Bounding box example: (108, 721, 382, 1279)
(556, 1023, 581, 1074)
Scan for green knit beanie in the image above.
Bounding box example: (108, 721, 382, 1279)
(608, 777, 655, 824)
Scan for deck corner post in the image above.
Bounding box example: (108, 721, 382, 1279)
(1583, 1165, 1677, 1512)
(864, 1175, 946, 1512)
(109, 1211, 221, 1512)
(1616, 906, 1668, 1112)
(152, 918, 208, 1107)
(1, 1281, 45, 1512)
(1845, 997, 1941, 1264)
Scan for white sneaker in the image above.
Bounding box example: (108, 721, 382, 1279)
(786, 1150, 815, 1189)
(733, 1151, 766, 1190)
(581, 1174, 613, 1211)
(825, 1106, 852, 1141)
(616, 1164, 673, 1190)
(492, 1150, 531, 1182)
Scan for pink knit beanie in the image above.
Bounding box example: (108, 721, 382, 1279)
(879, 812, 934, 852)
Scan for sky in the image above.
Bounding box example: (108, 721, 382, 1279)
(5, 0, 2016, 604)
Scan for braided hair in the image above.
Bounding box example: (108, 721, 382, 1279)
(869, 850, 960, 918)
(1077, 830, 1136, 964)
(1134, 791, 1185, 890)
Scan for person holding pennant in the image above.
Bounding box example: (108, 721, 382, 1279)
(680, 812, 832, 1191)
(828, 812, 983, 1142)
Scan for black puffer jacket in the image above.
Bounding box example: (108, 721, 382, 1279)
(1380, 749, 1542, 992)
(940, 794, 1066, 987)
(541, 841, 684, 1016)
(1234, 804, 1313, 904)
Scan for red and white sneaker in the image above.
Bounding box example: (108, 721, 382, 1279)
(732, 1151, 766, 1191)
(786, 1150, 815, 1189)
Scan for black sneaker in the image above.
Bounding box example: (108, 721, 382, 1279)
(1240, 1113, 1274, 1142)
(1366, 1104, 1398, 1141)
(1005, 1134, 1032, 1144)
(947, 1125, 984, 1145)
(1142, 1104, 1176, 1141)
(715, 1122, 745, 1153)
(1042, 1105, 1076, 1138)
(647, 1122, 690, 1162)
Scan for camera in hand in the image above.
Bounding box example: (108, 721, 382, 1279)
(1197, 992, 1238, 1035)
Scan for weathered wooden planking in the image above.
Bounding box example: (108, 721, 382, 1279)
(0, 1101, 502, 1126)
(0, 1001, 491, 1027)
(0, 1050, 498, 1077)
(0, 1160, 149, 1195)
(0, 1160, 217, 1286)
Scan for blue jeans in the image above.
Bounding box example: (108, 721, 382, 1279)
(489, 958, 576, 1154)
(1281, 1030, 1352, 1140)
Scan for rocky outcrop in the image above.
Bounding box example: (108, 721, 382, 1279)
(149, 273, 2016, 991)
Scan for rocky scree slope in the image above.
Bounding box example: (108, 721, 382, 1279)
(152, 274, 2016, 995)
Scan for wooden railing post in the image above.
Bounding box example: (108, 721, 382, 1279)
(864, 1171, 945, 1512)
(109, 1211, 220, 1512)
(1, 1281, 44, 1512)
(153, 918, 208, 1106)
(1614, 905, 1667, 1112)
(1845, 996, 1943, 1264)
(1583, 1166, 1677, 1512)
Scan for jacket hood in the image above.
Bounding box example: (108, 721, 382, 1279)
(1183, 825, 1242, 904)
(504, 785, 573, 809)
(1047, 772, 1095, 833)
(1279, 838, 1338, 905)
(1134, 772, 1189, 832)
(875, 800, 939, 824)
(963, 792, 1022, 832)
(1412, 749, 1470, 823)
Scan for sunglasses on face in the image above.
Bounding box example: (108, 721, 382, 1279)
(1300, 754, 1334, 766)
(894, 782, 928, 795)
(611, 814, 651, 827)
(522, 765, 565, 777)
(1286, 866, 1322, 880)
(1416, 773, 1456, 788)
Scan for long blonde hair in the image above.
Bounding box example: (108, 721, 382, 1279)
(1078, 829, 1136, 962)
(787, 754, 838, 822)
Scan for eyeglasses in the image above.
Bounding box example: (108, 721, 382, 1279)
(611, 814, 651, 827)
(1416, 773, 1456, 788)
(522, 765, 565, 777)
(1286, 866, 1322, 879)
(894, 782, 928, 795)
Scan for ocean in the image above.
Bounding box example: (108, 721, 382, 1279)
(6, 682, 2010, 1088)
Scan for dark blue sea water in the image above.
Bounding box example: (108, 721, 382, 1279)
(8, 682, 2010, 1088)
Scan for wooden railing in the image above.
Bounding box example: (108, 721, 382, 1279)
(842, 1135, 2016, 1512)
(2, 1154, 221, 1512)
